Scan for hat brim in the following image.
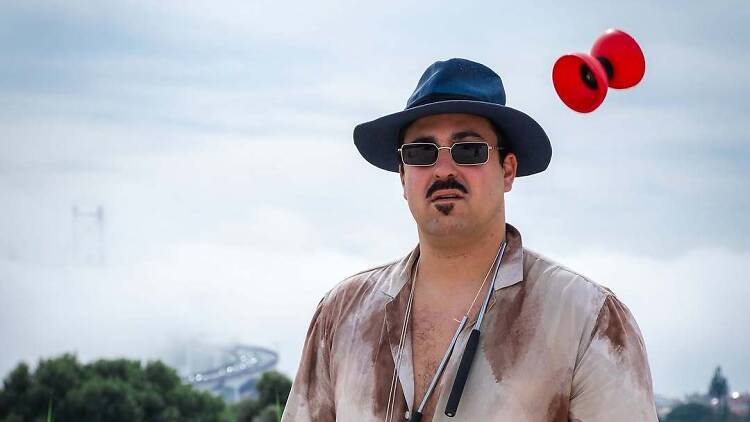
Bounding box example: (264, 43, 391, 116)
(353, 100, 551, 177)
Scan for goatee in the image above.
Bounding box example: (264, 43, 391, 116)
(435, 203, 454, 215)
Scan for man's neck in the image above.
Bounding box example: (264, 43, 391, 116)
(415, 219, 507, 297)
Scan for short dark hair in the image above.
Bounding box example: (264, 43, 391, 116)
(397, 117, 510, 171)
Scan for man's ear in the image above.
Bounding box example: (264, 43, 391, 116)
(502, 153, 518, 193)
(399, 164, 407, 199)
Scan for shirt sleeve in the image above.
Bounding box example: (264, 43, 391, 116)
(281, 295, 336, 422)
(568, 294, 659, 422)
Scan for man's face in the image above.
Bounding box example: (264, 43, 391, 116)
(399, 113, 517, 239)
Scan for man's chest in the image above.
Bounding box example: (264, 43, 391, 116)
(410, 306, 467, 421)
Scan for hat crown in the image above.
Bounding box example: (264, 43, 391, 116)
(406, 58, 507, 109)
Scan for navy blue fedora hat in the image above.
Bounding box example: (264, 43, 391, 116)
(353, 58, 551, 177)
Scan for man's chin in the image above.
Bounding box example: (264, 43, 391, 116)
(419, 217, 473, 238)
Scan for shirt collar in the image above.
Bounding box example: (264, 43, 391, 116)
(379, 222, 525, 298)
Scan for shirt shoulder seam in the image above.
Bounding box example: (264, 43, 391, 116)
(523, 247, 616, 297)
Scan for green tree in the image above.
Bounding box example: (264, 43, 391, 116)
(255, 404, 282, 422)
(233, 371, 292, 422)
(708, 366, 731, 420)
(709, 367, 729, 400)
(255, 371, 292, 410)
(0, 353, 231, 422)
(665, 402, 713, 422)
(234, 398, 264, 422)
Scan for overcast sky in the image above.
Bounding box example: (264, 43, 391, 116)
(1, 0, 748, 398)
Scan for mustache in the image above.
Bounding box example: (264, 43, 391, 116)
(426, 178, 469, 199)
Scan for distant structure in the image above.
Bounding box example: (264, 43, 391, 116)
(72, 205, 105, 265)
(170, 342, 279, 403)
(658, 366, 750, 419)
(708, 366, 729, 412)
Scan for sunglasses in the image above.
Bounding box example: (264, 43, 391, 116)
(397, 141, 505, 166)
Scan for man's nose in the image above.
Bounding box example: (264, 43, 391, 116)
(432, 147, 458, 179)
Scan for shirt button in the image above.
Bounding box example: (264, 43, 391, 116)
(404, 410, 410, 419)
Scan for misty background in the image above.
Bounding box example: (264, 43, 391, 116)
(1, 0, 748, 398)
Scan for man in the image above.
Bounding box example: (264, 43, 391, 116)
(281, 58, 658, 421)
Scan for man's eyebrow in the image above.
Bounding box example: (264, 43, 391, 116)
(452, 131, 484, 141)
(406, 135, 436, 144)
(405, 131, 484, 144)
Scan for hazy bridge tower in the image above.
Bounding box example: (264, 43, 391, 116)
(71, 205, 105, 265)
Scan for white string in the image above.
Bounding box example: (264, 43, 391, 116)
(385, 257, 418, 422)
(463, 248, 499, 322)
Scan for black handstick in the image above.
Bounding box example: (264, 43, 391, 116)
(444, 328, 481, 417)
(409, 411, 423, 422)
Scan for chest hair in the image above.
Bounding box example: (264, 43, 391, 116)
(410, 306, 464, 420)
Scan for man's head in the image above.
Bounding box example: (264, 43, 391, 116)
(398, 113, 518, 240)
(353, 58, 551, 240)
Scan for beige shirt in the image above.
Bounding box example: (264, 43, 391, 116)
(282, 224, 658, 421)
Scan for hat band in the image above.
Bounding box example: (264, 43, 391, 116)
(407, 93, 484, 109)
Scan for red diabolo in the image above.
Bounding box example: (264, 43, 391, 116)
(553, 28, 646, 113)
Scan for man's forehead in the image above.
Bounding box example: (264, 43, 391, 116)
(403, 113, 497, 143)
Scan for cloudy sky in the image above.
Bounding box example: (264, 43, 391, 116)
(1, 0, 748, 398)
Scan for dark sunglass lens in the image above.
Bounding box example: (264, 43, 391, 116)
(452, 143, 488, 164)
(402, 144, 438, 165)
